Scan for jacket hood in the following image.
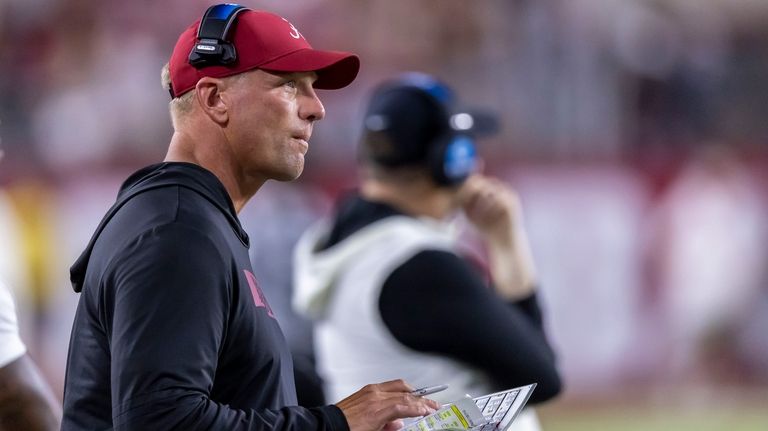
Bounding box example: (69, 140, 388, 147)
(70, 162, 248, 292)
(293, 219, 384, 320)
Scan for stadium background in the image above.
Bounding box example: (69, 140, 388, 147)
(1, 0, 767, 429)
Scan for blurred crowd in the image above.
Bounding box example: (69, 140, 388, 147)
(1, 0, 767, 407)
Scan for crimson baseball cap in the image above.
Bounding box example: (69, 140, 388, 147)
(168, 8, 360, 98)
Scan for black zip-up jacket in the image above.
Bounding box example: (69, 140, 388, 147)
(62, 162, 348, 430)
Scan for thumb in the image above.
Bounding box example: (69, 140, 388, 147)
(457, 174, 486, 207)
(383, 419, 405, 431)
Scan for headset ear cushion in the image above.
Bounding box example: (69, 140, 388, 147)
(428, 133, 478, 186)
(219, 44, 238, 64)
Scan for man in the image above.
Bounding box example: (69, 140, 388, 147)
(294, 74, 562, 430)
(0, 281, 61, 430)
(62, 5, 437, 430)
(0, 141, 61, 431)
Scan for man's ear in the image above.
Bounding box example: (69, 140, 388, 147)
(194, 77, 229, 125)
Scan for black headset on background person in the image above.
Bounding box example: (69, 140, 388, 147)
(188, 3, 250, 68)
(363, 73, 481, 187)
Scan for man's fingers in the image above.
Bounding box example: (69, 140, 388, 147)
(457, 175, 484, 203)
(423, 397, 440, 410)
(383, 419, 405, 431)
(337, 381, 442, 431)
(376, 393, 439, 418)
(372, 379, 414, 393)
(377, 391, 433, 407)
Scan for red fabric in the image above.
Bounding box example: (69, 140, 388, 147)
(169, 10, 359, 97)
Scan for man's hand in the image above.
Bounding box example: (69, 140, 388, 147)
(457, 175, 537, 299)
(458, 175, 521, 244)
(335, 379, 440, 431)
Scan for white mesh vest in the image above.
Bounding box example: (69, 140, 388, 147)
(295, 216, 541, 431)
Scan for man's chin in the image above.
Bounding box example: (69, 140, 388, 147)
(270, 165, 304, 182)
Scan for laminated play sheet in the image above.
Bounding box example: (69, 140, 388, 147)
(400, 383, 537, 431)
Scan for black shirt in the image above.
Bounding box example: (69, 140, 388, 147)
(63, 163, 347, 430)
(324, 195, 562, 404)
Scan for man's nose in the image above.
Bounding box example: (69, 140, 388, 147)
(301, 89, 325, 122)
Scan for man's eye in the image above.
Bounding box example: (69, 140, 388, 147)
(283, 80, 297, 89)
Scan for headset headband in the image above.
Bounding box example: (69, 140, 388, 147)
(188, 4, 250, 69)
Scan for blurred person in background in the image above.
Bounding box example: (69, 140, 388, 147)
(0, 282, 61, 431)
(648, 143, 768, 384)
(294, 73, 562, 431)
(61, 4, 438, 430)
(0, 279, 61, 431)
(0, 148, 61, 430)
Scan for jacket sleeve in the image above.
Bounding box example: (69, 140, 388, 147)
(104, 224, 348, 430)
(378, 250, 562, 404)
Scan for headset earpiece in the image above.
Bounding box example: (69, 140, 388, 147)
(188, 4, 250, 69)
(428, 133, 478, 186)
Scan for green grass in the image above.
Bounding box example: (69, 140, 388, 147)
(537, 390, 768, 431)
(540, 408, 768, 431)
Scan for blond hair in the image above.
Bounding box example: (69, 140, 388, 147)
(161, 63, 251, 128)
(161, 63, 195, 126)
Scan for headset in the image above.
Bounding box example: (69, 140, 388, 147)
(366, 73, 479, 187)
(188, 3, 251, 68)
